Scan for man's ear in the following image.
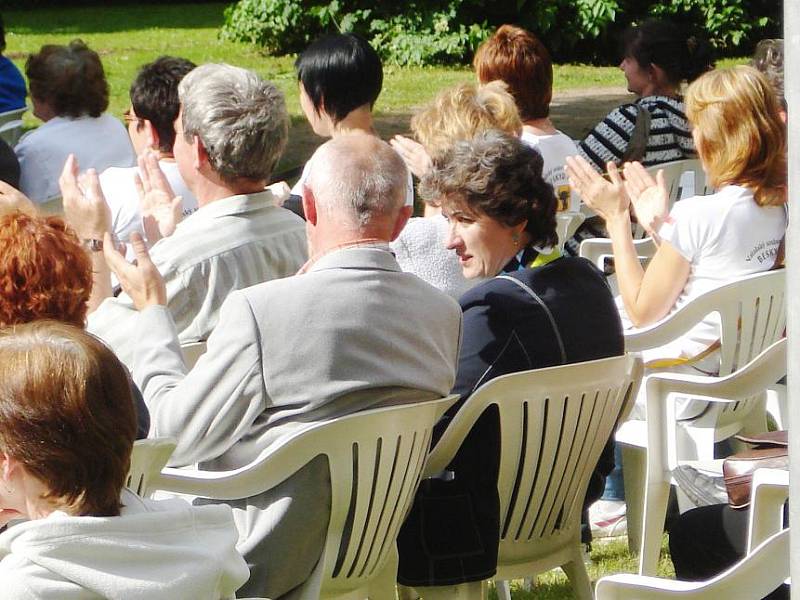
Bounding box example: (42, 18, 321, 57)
(302, 183, 318, 226)
(194, 135, 208, 171)
(0, 453, 19, 483)
(389, 206, 413, 241)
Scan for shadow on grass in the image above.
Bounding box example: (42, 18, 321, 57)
(4, 3, 228, 36)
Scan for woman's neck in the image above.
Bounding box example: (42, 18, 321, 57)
(523, 118, 557, 137)
(331, 105, 376, 137)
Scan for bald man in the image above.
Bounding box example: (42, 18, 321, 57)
(105, 133, 462, 599)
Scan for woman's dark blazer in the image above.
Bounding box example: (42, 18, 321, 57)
(397, 256, 624, 586)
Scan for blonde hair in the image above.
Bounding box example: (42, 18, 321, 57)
(686, 65, 786, 206)
(411, 81, 522, 160)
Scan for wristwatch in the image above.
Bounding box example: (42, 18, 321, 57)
(82, 238, 104, 252)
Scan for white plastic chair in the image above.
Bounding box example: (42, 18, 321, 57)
(594, 528, 789, 600)
(181, 340, 207, 368)
(127, 437, 177, 497)
(150, 394, 459, 600)
(618, 268, 786, 555)
(414, 355, 643, 600)
(636, 338, 786, 575)
(579, 158, 710, 271)
(0, 107, 26, 146)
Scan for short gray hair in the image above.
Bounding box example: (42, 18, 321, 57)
(306, 134, 408, 227)
(179, 63, 288, 183)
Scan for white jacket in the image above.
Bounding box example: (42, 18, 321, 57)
(0, 489, 249, 599)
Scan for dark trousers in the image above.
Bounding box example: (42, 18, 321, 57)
(668, 503, 789, 600)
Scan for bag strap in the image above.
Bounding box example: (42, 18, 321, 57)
(621, 104, 652, 163)
(644, 338, 721, 370)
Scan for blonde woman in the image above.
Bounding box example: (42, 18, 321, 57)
(568, 65, 787, 399)
(390, 81, 522, 297)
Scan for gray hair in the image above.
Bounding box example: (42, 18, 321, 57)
(306, 134, 408, 227)
(178, 63, 288, 183)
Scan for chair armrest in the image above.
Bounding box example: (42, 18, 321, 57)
(747, 468, 789, 553)
(596, 573, 701, 598)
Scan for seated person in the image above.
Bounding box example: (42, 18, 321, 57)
(578, 19, 714, 172)
(0, 209, 149, 439)
(16, 40, 135, 202)
(474, 24, 581, 212)
(101, 133, 462, 599)
(0, 321, 248, 599)
(84, 63, 308, 367)
(567, 65, 787, 409)
(396, 130, 623, 589)
(284, 32, 413, 216)
(100, 56, 199, 248)
(0, 138, 19, 188)
(0, 14, 25, 113)
(390, 81, 522, 298)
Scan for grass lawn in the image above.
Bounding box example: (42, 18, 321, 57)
(3, 3, 627, 173)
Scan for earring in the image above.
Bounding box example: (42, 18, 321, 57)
(3, 484, 13, 495)
(512, 233, 520, 247)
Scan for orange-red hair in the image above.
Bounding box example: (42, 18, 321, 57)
(0, 212, 92, 327)
(473, 24, 553, 121)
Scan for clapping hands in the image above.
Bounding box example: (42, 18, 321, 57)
(136, 150, 183, 243)
(0, 180, 36, 217)
(59, 154, 112, 241)
(390, 135, 432, 179)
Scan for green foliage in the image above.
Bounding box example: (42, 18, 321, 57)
(220, 0, 781, 65)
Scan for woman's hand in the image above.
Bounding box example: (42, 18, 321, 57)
(390, 135, 432, 179)
(136, 150, 183, 244)
(59, 154, 111, 241)
(566, 157, 630, 223)
(623, 161, 670, 240)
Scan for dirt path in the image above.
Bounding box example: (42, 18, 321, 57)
(280, 86, 634, 177)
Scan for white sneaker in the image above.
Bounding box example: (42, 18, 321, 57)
(589, 499, 627, 538)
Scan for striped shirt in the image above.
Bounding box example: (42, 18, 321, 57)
(578, 95, 696, 173)
(88, 190, 308, 367)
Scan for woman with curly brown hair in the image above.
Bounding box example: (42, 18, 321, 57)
(0, 210, 150, 438)
(397, 130, 623, 591)
(15, 40, 135, 203)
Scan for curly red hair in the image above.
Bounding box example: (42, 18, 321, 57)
(0, 212, 92, 328)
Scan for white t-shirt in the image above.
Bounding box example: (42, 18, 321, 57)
(521, 129, 581, 213)
(100, 160, 199, 245)
(15, 114, 136, 203)
(290, 153, 415, 207)
(656, 185, 786, 358)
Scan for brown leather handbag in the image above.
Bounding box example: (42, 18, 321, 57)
(722, 430, 788, 509)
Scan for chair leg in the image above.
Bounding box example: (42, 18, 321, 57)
(638, 479, 670, 576)
(495, 579, 511, 600)
(369, 546, 399, 600)
(621, 444, 645, 554)
(562, 545, 594, 600)
(416, 581, 485, 600)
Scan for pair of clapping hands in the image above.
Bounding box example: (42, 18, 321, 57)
(566, 157, 671, 241)
(59, 151, 177, 310)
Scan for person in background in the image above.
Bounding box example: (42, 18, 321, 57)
(474, 24, 581, 213)
(0, 139, 19, 188)
(283, 32, 414, 217)
(396, 131, 622, 591)
(15, 40, 135, 203)
(751, 38, 785, 119)
(84, 63, 307, 367)
(0, 321, 248, 599)
(579, 19, 714, 172)
(390, 81, 522, 298)
(0, 14, 26, 114)
(100, 56, 199, 249)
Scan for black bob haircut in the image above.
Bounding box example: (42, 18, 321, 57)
(129, 56, 196, 154)
(295, 33, 383, 124)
